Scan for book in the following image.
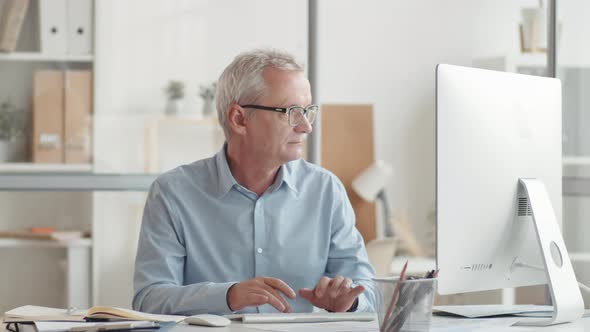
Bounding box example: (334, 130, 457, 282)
(4, 305, 186, 323)
(4, 305, 86, 322)
(85, 306, 185, 323)
(0, 0, 30, 52)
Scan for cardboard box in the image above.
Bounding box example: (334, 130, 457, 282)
(64, 70, 92, 163)
(33, 70, 64, 163)
(321, 104, 376, 242)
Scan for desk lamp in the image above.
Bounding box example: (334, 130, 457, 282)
(352, 160, 396, 276)
(352, 160, 394, 237)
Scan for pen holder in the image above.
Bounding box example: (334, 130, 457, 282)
(373, 277, 437, 332)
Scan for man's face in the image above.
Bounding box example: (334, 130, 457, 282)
(244, 68, 313, 165)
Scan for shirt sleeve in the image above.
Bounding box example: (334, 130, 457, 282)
(325, 175, 378, 312)
(132, 179, 236, 315)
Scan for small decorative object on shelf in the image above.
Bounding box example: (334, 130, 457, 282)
(199, 82, 216, 117)
(519, 0, 561, 53)
(520, 2, 546, 53)
(164, 80, 185, 116)
(0, 99, 28, 162)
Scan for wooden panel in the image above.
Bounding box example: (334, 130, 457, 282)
(321, 104, 376, 242)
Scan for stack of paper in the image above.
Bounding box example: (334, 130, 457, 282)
(34, 321, 157, 332)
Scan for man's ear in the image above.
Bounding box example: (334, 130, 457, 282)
(227, 104, 249, 136)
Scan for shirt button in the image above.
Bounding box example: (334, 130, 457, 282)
(257, 248, 263, 254)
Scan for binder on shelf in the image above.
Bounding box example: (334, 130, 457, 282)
(0, 0, 30, 52)
(33, 70, 64, 163)
(39, 0, 67, 54)
(64, 70, 93, 164)
(66, 0, 93, 55)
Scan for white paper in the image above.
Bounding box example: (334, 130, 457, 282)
(430, 316, 526, 332)
(245, 320, 379, 332)
(433, 305, 554, 318)
(35, 321, 153, 332)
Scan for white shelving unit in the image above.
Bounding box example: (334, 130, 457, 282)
(0, 0, 99, 312)
(473, 53, 548, 74)
(569, 252, 590, 263)
(0, 163, 93, 173)
(563, 156, 590, 166)
(0, 238, 91, 248)
(0, 173, 158, 191)
(0, 238, 92, 309)
(474, 54, 590, 308)
(0, 52, 93, 62)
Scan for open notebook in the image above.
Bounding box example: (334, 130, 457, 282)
(4, 305, 186, 323)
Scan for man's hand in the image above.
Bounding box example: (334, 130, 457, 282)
(298, 276, 365, 312)
(227, 277, 296, 312)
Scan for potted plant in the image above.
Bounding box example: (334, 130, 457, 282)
(0, 100, 27, 162)
(199, 82, 216, 117)
(164, 80, 185, 116)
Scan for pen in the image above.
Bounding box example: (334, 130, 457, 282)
(69, 321, 158, 332)
(381, 260, 408, 332)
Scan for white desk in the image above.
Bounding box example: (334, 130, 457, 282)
(163, 316, 590, 332)
(3, 316, 590, 332)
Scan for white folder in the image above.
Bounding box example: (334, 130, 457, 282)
(39, 0, 67, 54)
(66, 0, 93, 54)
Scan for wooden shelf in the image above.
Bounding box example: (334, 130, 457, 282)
(0, 163, 93, 173)
(514, 53, 547, 67)
(563, 156, 590, 166)
(0, 238, 92, 248)
(569, 252, 590, 263)
(0, 52, 93, 62)
(0, 172, 158, 191)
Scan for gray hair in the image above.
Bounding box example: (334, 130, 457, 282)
(215, 48, 304, 138)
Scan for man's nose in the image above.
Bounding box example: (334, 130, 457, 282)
(294, 116, 313, 134)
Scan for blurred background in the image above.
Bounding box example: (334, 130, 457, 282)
(0, 0, 589, 313)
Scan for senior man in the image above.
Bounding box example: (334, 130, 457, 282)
(133, 48, 376, 315)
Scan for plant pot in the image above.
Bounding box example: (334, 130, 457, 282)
(202, 100, 214, 117)
(0, 138, 26, 162)
(165, 98, 183, 116)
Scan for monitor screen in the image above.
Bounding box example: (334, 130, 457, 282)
(435, 64, 562, 295)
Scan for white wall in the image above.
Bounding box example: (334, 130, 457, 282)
(317, 0, 539, 248)
(558, 0, 590, 307)
(89, 0, 590, 308)
(92, 0, 307, 307)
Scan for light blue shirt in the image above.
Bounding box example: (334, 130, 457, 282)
(133, 146, 376, 315)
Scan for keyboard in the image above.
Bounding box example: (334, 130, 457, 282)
(226, 312, 376, 324)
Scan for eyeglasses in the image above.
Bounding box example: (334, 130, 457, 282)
(240, 104, 319, 127)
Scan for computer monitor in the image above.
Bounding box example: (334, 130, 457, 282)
(435, 64, 584, 326)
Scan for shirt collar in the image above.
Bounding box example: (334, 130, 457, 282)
(274, 161, 299, 195)
(214, 144, 238, 198)
(214, 144, 300, 198)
